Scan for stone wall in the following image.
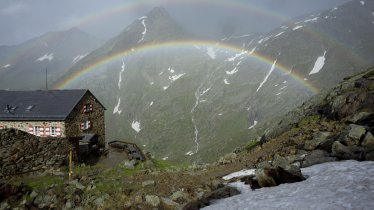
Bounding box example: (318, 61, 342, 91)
(0, 129, 75, 179)
(0, 121, 65, 137)
(65, 92, 105, 147)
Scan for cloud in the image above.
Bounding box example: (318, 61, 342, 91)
(0, 2, 29, 16)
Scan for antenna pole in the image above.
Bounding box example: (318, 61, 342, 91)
(45, 68, 48, 90)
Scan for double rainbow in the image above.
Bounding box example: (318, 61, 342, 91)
(54, 40, 320, 94)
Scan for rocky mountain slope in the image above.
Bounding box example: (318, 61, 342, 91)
(1, 66, 373, 210)
(55, 1, 374, 163)
(0, 28, 101, 90)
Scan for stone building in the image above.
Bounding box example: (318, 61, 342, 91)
(0, 90, 106, 150)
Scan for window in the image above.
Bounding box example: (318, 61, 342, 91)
(50, 127, 57, 136)
(33, 126, 40, 136)
(80, 120, 91, 130)
(83, 103, 93, 113)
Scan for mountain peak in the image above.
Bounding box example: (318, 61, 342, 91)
(146, 6, 170, 19)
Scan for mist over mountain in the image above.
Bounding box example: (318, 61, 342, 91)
(0, 28, 101, 90)
(52, 1, 374, 163)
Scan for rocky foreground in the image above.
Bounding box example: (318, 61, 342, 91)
(1, 67, 374, 209)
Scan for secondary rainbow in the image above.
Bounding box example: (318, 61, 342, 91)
(63, 0, 289, 30)
(54, 40, 320, 94)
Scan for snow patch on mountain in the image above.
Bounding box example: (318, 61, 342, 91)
(131, 120, 141, 133)
(249, 47, 256, 54)
(191, 85, 205, 154)
(224, 79, 230, 85)
(167, 67, 175, 73)
(169, 73, 185, 82)
(274, 32, 284, 38)
(279, 85, 288, 91)
(258, 36, 272, 44)
(304, 17, 319, 23)
(113, 98, 122, 115)
(118, 59, 126, 89)
(185, 151, 194, 156)
(162, 157, 169, 160)
(203, 160, 374, 210)
(309, 51, 327, 75)
(223, 169, 256, 180)
(138, 16, 147, 43)
(227, 51, 248, 62)
(150, 101, 154, 106)
(2, 64, 10, 68)
(206, 47, 217, 59)
(221, 34, 252, 41)
(226, 60, 243, 75)
(200, 88, 211, 96)
(36, 53, 54, 61)
(360, 1, 365, 5)
(293, 25, 304, 30)
(226, 67, 239, 75)
(248, 120, 258, 129)
(256, 60, 277, 92)
(72, 53, 88, 64)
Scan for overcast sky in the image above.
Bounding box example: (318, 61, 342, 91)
(0, 0, 351, 46)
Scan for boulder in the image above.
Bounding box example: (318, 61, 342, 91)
(365, 151, 374, 161)
(206, 186, 240, 200)
(170, 191, 190, 204)
(218, 153, 237, 165)
(256, 160, 272, 169)
(347, 124, 366, 143)
(134, 195, 143, 204)
(331, 141, 365, 160)
(348, 112, 372, 123)
(272, 154, 288, 168)
(240, 175, 260, 190)
(255, 166, 305, 188)
(301, 150, 337, 168)
(362, 132, 374, 150)
(142, 180, 156, 187)
(145, 195, 160, 207)
(161, 197, 179, 210)
(304, 132, 332, 151)
(122, 159, 137, 169)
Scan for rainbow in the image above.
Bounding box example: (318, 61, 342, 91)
(54, 40, 320, 93)
(62, 0, 289, 30)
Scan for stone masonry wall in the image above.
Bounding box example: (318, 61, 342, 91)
(0, 129, 74, 179)
(0, 121, 65, 137)
(65, 92, 105, 148)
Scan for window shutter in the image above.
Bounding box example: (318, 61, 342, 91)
(87, 121, 91, 129)
(39, 127, 44, 136)
(28, 126, 33, 134)
(45, 127, 50, 136)
(80, 123, 84, 130)
(56, 127, 61, 137)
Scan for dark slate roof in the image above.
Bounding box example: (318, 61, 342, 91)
(0, 89, 103, 121)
